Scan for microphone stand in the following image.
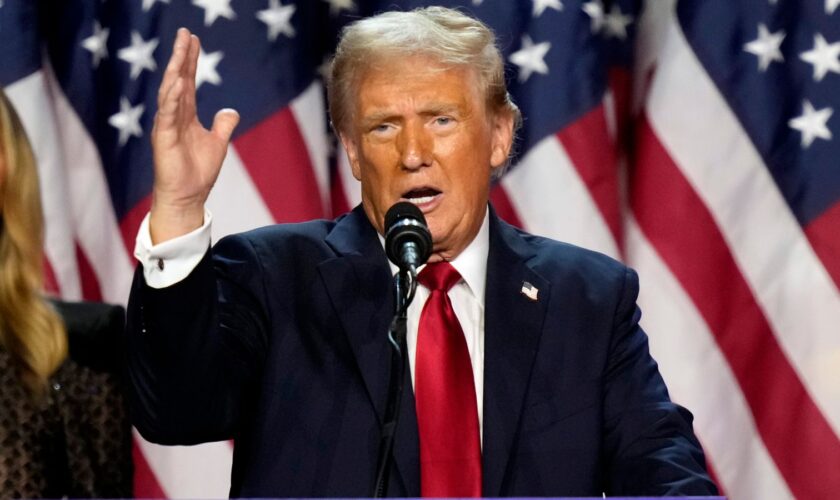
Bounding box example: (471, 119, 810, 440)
(373, 267, 417, 498)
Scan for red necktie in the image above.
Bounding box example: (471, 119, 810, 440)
(415, 262, 482, 497)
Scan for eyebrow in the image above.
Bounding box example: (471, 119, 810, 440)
(418, 103, 462, 116)
(360, 102, 465, 126)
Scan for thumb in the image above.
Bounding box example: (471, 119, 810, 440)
(212, 108, 240, 143)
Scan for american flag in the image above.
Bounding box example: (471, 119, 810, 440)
(1, 0, 838, 498)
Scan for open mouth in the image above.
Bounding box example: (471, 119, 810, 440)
(401, 187, 441, 206)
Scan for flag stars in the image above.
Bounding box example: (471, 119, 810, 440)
(532, 0, 562, 18)
(81, 21, 109, 68)
(117, 31, 158, 79)
(192, 0, 236, 27)
(827, 0, 840, 15)
(744, 23, 785, 71)
(509, 35, 551, 83)
(800, 33, 840, 81)
(108, 97, 145, 146)
(603, 4, 633, 39)
(257, 0, 296, 41)
(324, 0, 355, 16)
(582, 0, 605, 33)
(142, 0, 170, 12)
(788, 100, 833, 148)
(196, 48, 224, 89)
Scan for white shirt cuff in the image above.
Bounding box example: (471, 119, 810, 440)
(133, 210, 213, 289)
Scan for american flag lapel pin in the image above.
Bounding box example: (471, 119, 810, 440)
(520, 281, 539, 301)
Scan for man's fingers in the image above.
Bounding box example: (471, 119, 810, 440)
(158, 77, 184, 118)
(211, 108, 240, 143)
(179, 34, 201, 114)
(154, 77, 185, 139)
(158, 28, 191, 109)
(186, 34, 200, 85)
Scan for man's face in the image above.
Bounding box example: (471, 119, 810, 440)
(340, 55, 514, 262)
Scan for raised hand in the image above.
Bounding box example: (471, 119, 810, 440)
(149, 28, 240, 244)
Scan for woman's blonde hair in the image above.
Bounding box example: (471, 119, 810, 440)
(0, 87, 67, 395)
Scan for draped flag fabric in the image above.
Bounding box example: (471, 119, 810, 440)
(1, 0, 838, 498)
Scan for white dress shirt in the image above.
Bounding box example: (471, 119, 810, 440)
(134, 209, 489, 442)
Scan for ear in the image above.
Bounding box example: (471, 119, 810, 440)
(489, 110, 515, 171)
(339, 132, 362, 181)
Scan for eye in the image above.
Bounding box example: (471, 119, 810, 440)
(435, 116, 453, 126)
(369, 123, 397, 137)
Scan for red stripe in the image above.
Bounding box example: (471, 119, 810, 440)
(74, 243, 102, 301)
(132, 439, 168, 498)
(556, 104, 623, 250)
(43, 257, 61, 296)
(489, 184, 523, 228)
(234, 108, 326, 223)
(805, 200, 840, 293)
(120, 195, 152, 257)
(631, 115, 840, 499)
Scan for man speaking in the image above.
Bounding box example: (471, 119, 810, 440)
(127, 6, 717, 498)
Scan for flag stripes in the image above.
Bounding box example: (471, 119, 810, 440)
(233, 107, 325, 223)
(132, 440, 167, 499)
(555, 104, 623, 248)
(633, 115, 840, 499)
(625, 217, 794, 500)
(804, 201, 840, 292)
(500, 135, 620, 259)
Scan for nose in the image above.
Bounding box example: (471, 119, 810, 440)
(398, 121, 432, 170)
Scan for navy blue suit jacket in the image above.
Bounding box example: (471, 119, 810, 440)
(126, 205, 716, 497)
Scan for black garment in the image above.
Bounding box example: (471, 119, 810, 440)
(0, 301, 132, 499)
(128, 205, 717, 497)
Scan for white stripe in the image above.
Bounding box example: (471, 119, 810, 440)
(39, 63, 134, 304)
(290, 81, 330, 215)
(6, 72, 83, 299)
(500, 135, 620, 258)
(135, 430, 232, 499)
(646, 10, 840, 439)
(626, 216, 793, 500)
(209, 145, 275, 240)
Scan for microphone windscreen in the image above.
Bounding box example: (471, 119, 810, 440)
(384, 201, 424, 232)
(384, 202, 432, 269)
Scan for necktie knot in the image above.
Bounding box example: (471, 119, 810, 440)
(418, 262, 461, 292)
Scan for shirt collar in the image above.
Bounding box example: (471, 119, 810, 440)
(381, 207, 490, 304)
(447, 208, 489, 305)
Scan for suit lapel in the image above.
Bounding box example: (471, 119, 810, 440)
(482, 211, 550, 496)
(318, 206, 420, 496)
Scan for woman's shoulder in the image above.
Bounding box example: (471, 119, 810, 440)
(50, 300, 125, 374)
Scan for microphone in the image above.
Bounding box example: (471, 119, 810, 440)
(384, 202, 432, 274)
(376, 202, 430, 498)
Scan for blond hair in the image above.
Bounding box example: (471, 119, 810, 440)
(0, 87, 67, 395)
(327, 6, 522, 135)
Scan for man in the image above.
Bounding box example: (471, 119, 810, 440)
(127, 7, 717, 498)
